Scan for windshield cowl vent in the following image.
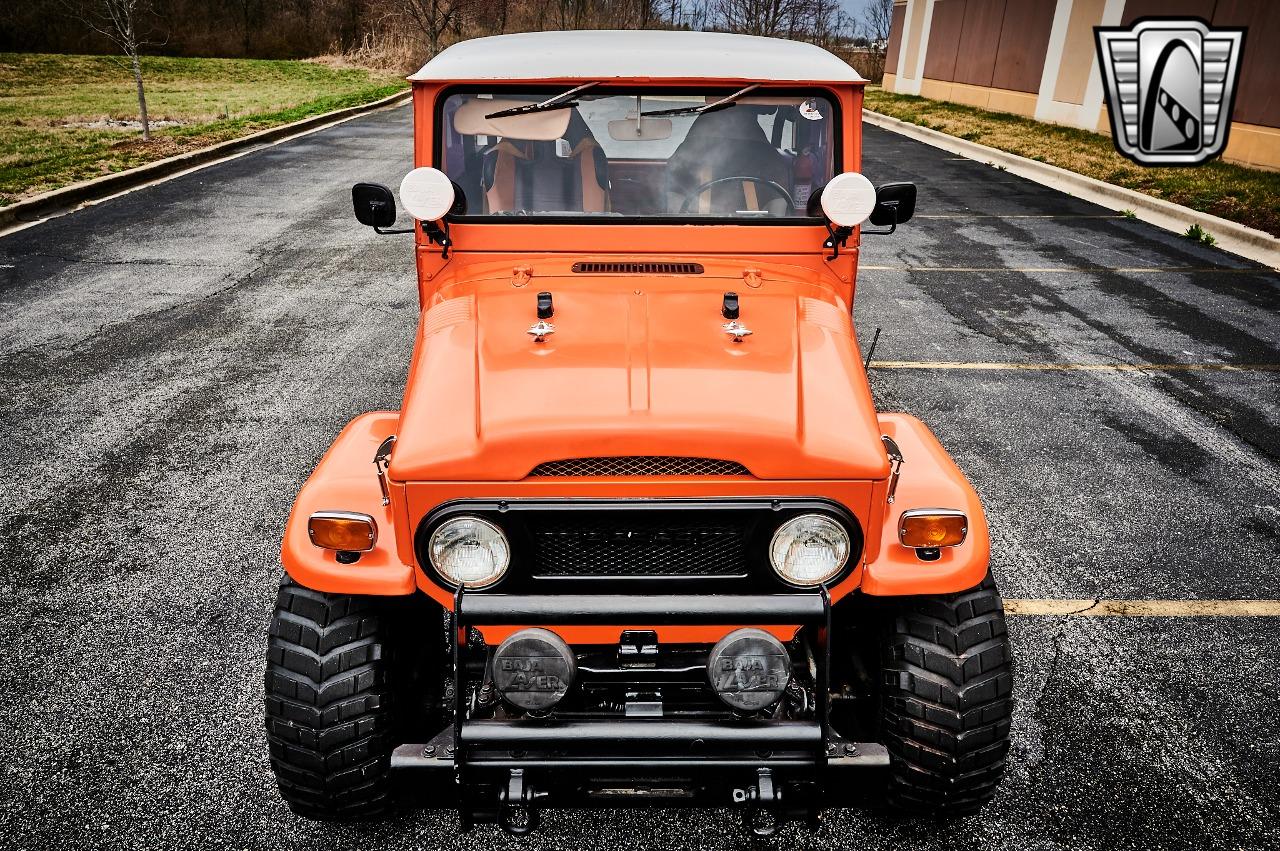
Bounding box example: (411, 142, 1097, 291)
(571, 262, 704, 275)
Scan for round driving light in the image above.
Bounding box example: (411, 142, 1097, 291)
(819, 171, 877, 228)
(491, 628, 576, 711)
(769, 513, 850, 586)
(428, 516, 510, 588)
(707, 628, 791, 712)
(399, 166, 456, 222)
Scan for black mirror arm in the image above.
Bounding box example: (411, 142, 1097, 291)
(823, 222, 853, 261)
(423, 220, 452, 259)
(373, 225, 415, 235)
(862, 204, 899, 237)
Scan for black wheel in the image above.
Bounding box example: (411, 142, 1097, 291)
(880, 572, 1013, 816)
(264, 577, 396, 820)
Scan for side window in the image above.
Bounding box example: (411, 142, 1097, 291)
(757, 110, 796, 154)
(781, 117, 795, 153)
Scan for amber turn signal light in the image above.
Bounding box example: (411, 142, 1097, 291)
(308, 511, 377, 552)
(899, 509, 967, 549)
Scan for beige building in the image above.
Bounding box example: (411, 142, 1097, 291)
(882, 0, 1278, 170)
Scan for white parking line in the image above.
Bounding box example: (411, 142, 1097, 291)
(1006, 599, 1280, 616)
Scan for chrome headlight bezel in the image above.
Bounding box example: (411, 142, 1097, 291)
(768, 512, 852, 587)
(427, 515, 511, 589)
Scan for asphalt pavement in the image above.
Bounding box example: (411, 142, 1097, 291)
(1, 103, 1277, 850)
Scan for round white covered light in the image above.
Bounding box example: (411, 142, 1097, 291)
(819, 171, 877, 228)
(428, 516, 510, 588)
(769, 514, 850, 586)
(399, 167, 456, 222)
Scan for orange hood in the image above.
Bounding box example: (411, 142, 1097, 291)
(389, 271, 889, 482)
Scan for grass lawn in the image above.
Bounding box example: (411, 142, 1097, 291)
(863, 87, 1280, 238)
(0, 53, 407, 205)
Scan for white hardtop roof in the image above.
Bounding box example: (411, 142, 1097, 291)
(410, 30, 864, 84)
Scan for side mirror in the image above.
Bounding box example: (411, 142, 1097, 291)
(869, 182, 917, 227)
(352, 182, 397, 228)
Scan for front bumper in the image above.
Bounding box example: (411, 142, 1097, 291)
(390, 589, 888, 834)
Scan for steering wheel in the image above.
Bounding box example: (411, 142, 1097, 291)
(677, 176, 795, 214)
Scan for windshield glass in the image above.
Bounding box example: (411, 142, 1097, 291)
(439, 87, 838, 220)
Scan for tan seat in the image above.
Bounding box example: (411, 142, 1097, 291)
(481, 112, 609, 214)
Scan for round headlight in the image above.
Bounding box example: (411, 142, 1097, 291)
(768, 514, 850, 586)
(428, 516, 510, 588)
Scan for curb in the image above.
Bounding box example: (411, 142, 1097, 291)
(0, 89, 411, 233)
(862, 109, 1280, 271)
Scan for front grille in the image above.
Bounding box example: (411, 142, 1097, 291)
(571, 262, 704, 275)
(528, 456, 751, 477)
(416, 498, 861, 592)
(530, 515, 750, 578)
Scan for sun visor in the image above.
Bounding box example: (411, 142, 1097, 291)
(452, 99, 571, 141)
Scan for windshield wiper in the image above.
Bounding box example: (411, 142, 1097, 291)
(485, 82, 600, 119)
(639, 84, 760, 118)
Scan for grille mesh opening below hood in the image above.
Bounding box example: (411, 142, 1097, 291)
(527, 456, 750, 477)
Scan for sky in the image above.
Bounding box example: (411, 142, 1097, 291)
(841, 0, 877, 22)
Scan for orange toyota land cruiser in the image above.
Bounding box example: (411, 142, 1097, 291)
(265, 30, 1013, 836)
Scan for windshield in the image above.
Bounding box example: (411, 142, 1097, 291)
(439, 87, 838, 220)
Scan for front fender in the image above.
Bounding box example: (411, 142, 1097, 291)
(861, 413, 991, 596)
(281, 411, 416, 595)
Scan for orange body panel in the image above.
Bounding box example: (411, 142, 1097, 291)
(281, 412, 416, 595)
(390, 258, 887, 483)
(280, 72, 992, 632)
(864, 414, 991, 595)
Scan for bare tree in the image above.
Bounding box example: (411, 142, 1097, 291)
(801, 0, 851, 50)
(77, 0, 161, 140)
(860, 0, 893, 82)
(710, 0, 794, 38)
(392, 0, 469, 58)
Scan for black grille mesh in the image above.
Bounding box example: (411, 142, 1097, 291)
(528, 456, 751, 477)
(571, 262, 704, 275)
(530, 515, 749, 577)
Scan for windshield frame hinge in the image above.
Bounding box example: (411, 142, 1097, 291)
(374, 435, 396, 506)
(881, 435, 904, 504)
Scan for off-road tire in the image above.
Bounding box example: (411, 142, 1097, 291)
(880, 572, 1013, 816)
(265, 577, 395, 820)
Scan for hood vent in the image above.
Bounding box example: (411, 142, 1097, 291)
(528, 456, 750, 477)
(572, 262, 704, 275)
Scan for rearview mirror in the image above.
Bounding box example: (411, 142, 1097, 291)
(352, 182, 397, 228)
(869, 182, 917, 227)
(608, 116, 673, 141)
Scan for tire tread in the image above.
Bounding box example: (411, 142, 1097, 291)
(881, 573, 1013, 816)
(264, 577, 394, 820)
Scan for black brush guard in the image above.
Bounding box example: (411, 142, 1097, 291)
(390, 590, 889, 835)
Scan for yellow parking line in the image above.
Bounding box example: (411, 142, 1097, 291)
(1005, 599, 1280, 616)
(859, 265, 1258, 273)
(870, 361, 1280, 372)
